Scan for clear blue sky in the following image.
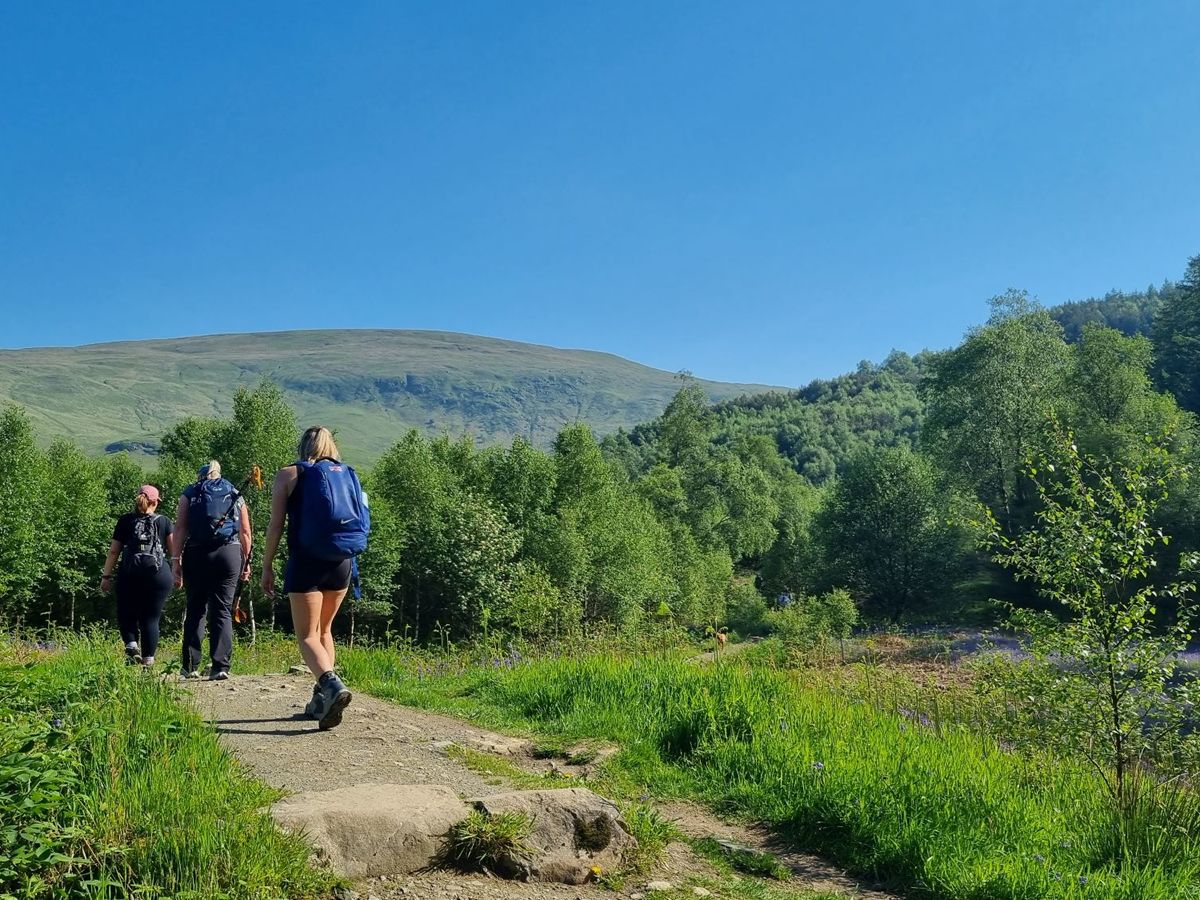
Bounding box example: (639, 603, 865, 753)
(2, 2, 1198, 387)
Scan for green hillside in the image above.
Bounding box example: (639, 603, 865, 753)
(0, 329, 779, 462)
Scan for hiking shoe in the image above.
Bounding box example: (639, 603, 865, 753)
(141, 656, 155, 667)
(208, 670, 230, 681)
(317, 675, 351, 731)
(180, 669, 202, 680)
(303, 683, 324, 719)
(124, 642, 142, 665)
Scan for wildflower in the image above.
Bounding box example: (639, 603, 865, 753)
(52, 718, 63, 729)
(811, 761, 825, 772)
(1079, 876, 1089, 886)
(1033, 854, 1045, 863)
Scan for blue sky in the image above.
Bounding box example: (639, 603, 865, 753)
(1, 2, 1197, 387)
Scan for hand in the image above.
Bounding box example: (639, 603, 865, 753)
(173, 568, 184, 590)
(240, 563, 252, 583)
(261, 566, 275, 598)
(101, 576, 113, 595)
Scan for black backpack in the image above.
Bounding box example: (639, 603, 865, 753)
(124, 514, 165, 574)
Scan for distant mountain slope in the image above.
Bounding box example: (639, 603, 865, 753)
(0, 330, 780, 461)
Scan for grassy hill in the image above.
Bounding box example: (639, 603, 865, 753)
(0, 329, 780, 462)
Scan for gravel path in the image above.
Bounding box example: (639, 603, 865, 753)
(184, 672, 897, 899)
(186, 673, 517, 796)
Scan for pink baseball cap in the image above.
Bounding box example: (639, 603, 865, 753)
(139, 485, 161, 503)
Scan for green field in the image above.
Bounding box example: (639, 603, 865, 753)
(0, 329, 780, 461)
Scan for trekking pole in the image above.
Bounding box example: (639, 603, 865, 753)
(227, 466, 263, 636)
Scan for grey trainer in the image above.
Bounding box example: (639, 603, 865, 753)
(304, 683, 324, 719)
(317, 675, 352, 731)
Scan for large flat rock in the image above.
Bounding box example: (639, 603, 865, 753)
(273, 783, 469, 878)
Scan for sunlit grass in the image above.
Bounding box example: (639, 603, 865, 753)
(0, 633, 337, 899)
(332, 647, 1200, 900)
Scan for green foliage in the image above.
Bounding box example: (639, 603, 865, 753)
(447, 810, 533, 873)
(366, 649, 1200, 898)
(0, 720, 84, 895)
(39, 440, 109, 628)
(724, 581, 770, 636)
(1068, 324, 1189, 466)
(1049, 283, 1171, 341)
(922, 291, 1071, 536)
(813, 447, 965, 621)
(981, 424, 1200, 814)
(0, 636, 336, 899)
(1151, 255, 1200, 414)
(620, 804, 676, 874)
(763, 589, 858, 653)
(0, 406, 48, 622)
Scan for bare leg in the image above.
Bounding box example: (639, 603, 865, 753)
(319, 589, 346, 670)
(290, 591, 334, 677)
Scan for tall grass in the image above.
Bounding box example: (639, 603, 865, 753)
(339, 649, 1200, 899)
(0, 635, 336, 899)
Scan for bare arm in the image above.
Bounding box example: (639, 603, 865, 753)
(261, 467, 296, 596)
(101, 539, 122, 593)
(173, 497, 188, 588)
(239, 501, 252, 563)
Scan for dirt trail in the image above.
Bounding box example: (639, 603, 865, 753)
(185, 673, 898, 900)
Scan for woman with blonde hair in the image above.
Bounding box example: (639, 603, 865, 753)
(175, 460, 251, 680)
(100, 484, 174, 666)
(263, 426, 369, 730)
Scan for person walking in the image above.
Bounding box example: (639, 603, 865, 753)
(262, 426, 369, 730)
(100, 485, 174, 666)
(174, 460, 251, 680)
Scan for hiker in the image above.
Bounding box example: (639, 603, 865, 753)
(100, 485, 174, 666)
(174, 460, 252, 680)
(262, 426, 369, 731)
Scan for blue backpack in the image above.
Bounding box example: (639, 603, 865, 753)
(186, 478, 240, 549)
(294, 459, 370, 561)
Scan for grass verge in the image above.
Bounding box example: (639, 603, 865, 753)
(0, 635, 337, 900)
(327, 647, 1200, 900)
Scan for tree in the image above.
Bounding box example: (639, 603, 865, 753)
(922, 291, 1070, 535)
(981, 424, 1199, 817)
(1151, 254, 1200, 414)
(40, 439, 109, 628)
(813, 447, 964, 622)
(1068, 324, 1186, 465)
(0, 406, 47, 622)
(759, 479, 822, 598)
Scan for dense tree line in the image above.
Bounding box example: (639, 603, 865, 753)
(2, 254, 1198, 636)
(1047, 282, 1176, 342)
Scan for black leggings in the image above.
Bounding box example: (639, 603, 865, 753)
(116, 568, 173, 658)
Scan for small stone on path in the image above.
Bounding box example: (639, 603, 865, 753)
(646, 881, 673, 892)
